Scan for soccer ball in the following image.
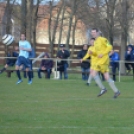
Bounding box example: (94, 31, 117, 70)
(2, 34, 14, 46)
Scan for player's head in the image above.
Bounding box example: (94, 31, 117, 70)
(89, 38, 95, 46)
(82, 44, 88, 50)
(91, 28, 99, 38)
(20, 33, 26, 41)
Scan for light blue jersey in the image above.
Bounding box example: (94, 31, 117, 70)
(19, 40, 31, 58)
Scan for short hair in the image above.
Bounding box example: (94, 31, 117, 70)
(91, 28, 99, 32)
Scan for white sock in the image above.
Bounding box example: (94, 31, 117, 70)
(107, 78, 118, 93)
(87, 74, 93, 83)
(94, 75, 105, 90)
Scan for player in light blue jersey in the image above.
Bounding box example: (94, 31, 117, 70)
(15, 33, 32, 84)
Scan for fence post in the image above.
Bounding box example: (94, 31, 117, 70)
(55, 58, 58, 78)
(119, 60, 121, 82)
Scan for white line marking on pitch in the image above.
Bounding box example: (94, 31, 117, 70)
(0, 98, 134, 103)
(0, 126, 134, 129)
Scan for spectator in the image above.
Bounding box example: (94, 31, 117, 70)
(0, 46, 19, 74)
(109, 50, 120, 81)
(38, 53, 53, 79)
(124, 44, 134, 74)
(56, 44, 70, 79)
(77, 44, 90, 80)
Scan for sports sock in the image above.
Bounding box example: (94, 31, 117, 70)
(107, 78, 118, 92)
(87, 74, 93, 83)
(94, 75, 105, 90)
(28, 71, 32, 81)
(23, 71, 27, 78)
(16, 70, 21, 80)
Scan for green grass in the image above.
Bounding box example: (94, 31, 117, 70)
(0, 72, 134, 134)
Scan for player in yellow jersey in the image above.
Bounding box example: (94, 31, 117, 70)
(82, 38, 97, 85)
(88, 28, 120, 98)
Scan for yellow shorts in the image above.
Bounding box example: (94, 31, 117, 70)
(90, 64, 96, 70)
(93, 64, 109, 73)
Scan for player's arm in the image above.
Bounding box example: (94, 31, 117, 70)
(82, 51, 91, 61)
(98, 39, 112, 58)
(80, 49, 90, 63)
(102, 39, 112, 55)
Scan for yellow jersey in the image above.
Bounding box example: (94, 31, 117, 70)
(83, 45, 97, 66)
(93, 37, 112, 65)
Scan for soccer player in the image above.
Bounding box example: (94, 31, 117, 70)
(15, 33, 32, 84)
(82, 38, 96, 85)
(85, 28, 120, 98)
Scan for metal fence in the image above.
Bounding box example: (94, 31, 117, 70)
(0, 56, 134, 82)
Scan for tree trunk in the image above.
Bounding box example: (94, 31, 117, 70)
(119, 0, 129, 74)
(120, 32, 127, 74)
(48, 1, 53, 56)
(48, 1, 63, 56)
(26, 0, 33, 42)
(71, 18, 78, 58)
(58, 0, 66, 50)
(32, 0, 40, 49)
(66, 0, 76, 50)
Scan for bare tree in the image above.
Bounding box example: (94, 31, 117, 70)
(66, 0, 77, 49)
(116, 0, 131, 73)
(48, 0, 64, 56)
(21, 0, 26, 34)
(58, 0, 66, 48)
(104, 0, 117, 45)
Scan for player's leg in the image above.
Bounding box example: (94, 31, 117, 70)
(92, 69, 107, 97)
(104, 72, 120, 98)
(15, 57, 23, 84)
(24, 58, 32, 84)
(87, 68, 93, 85)
(25, 67, 32, 84)
(15, 64, 22, 84)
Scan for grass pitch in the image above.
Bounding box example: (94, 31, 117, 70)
(0, 72, 134, 134)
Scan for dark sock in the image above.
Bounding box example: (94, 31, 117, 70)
(113, 75, 116, 81)
(31, 71, 34, 78)
(16, 70, 21, 80)
(23, 71, 27, 78)
(28, 71, 31, 81)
